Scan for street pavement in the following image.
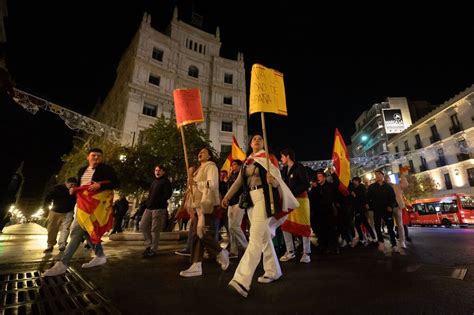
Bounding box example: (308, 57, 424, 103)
(1, 223, 474, 314)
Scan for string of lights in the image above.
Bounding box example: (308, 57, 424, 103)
(12, 88, 122, 143)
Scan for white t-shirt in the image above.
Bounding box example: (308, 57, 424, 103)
(81, 167, 95, 186)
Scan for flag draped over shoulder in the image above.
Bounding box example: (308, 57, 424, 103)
(75, 185, 114, 244)
(173, 88, 204, 127)
(332, 128, 351, 196)
(221, 135, 246, 174)
(249, 64, 287, 116)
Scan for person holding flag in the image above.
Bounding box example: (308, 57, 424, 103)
(44, 148, 119, 276)
(222, 133, 298, 298)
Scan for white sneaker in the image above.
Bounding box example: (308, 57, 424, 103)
(228, 279, 248, 298)
(377, 242, 385, 252)
(279, 251, 295, 262)
(300, 254, 311, 263)
(216, 249, 230, 271)
(400, 241, 407, 249)
(340, 240, 348, 248)
(391, 245, 400, 253)
(179, 262, 202, 277)
(351, 239, 359, 248)
(43, 261, 67, 277)
(82, 256, 107, 268)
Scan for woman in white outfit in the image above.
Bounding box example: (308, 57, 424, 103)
(222, 134, 298, 298)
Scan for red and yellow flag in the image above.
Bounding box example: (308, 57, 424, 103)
(221, 135, 247, 174)
(249, 64, 287, 116)
(332, 128, 351, 196)
(173, 88, 204, 127)
(75, 186, 114, 244)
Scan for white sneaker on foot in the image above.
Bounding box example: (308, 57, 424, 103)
(43, 261, 67, 277)
(179, 262, 202, 277)
(216, 249, 230, 271)
(351, 239, 359, 248)
(82, 256, 107, 268)
(377, 242, 385, 252)
(257, 274, 281, 283)
(279, 251, 295, 262)
(300, 254, 311, 263)
(228, 279, 248, 298)
(400, 241, 407, 249)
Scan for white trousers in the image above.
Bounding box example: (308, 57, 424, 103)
(232, 189, 282, 290)
(228, 204, 248, 255)
(283, 231, 311, 254)
(392, 207, 405, 243)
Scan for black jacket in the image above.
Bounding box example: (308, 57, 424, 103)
(77, 163, 120, 191)
(349, 184, 367, 213)
(45, 184, 76, 214)
(113, 198, 129, 217)
(145, 176, 172, 210)
(281, 162, 309, 197)
(308, 176, 339, 215)
(366, 181, 398, 213)
(227, 171, 242, 206)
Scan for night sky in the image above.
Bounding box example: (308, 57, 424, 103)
(4, 0, 474, 199)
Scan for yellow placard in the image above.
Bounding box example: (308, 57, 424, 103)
(249, 64, 287, 116)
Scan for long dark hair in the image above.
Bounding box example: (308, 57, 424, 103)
(246, 132, 273, 156)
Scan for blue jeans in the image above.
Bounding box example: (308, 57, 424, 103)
(61, 219, 104, 266)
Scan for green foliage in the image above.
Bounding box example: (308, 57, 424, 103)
(404, 173, 437, 204)
(107, 116, 214, 195)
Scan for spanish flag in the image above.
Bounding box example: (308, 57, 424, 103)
(249, 64, 287, 116)
(173, 88, 204, 127)
(75, 185, 114, 244)
(220, 135, 247, 174)
(332, 128, 351, 196)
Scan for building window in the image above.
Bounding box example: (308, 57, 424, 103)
(444, 173, 453, 190)
(430, 125, 440, 143)
(148, 74, 160, 86)
(415, 134, 422, 149)
(467, 168, 474, 187)
(404, 140, 410, 152)
(223, 96, 232, 105)
(451, 113, 460, 128)
(138, 130, 145, 146)
(152, 48, 163, 62)
(221, 144, 232, 154)
(194, 42, 197, 51)
(395, 146, 399, 153)
(142, 103, 157, 117)
(188, 66, 199, 78)
(408, 160, 415, 173)
(221, 121, 233, 132)
(199, 44, 202, 53)
(224, 73, 233, 84)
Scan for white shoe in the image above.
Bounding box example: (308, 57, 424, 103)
(391, 245, 400, 253)
(300, 254, 311, 263)
(43, 261, 67, 277)
(400, 241, 407, 249)
(257, 274, 281, 283)
(179, 262, 202, 277)
(351, 239, 359, 248)
(216, 249, 230, 271)
(377, 242, 385, 252)
(279, 251, 295, 262)
(340, 240, 348, 248)
(82, 256, 107, 268)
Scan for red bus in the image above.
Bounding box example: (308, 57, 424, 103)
(409, 194, 474, 227)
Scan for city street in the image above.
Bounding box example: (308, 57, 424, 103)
(1, 223, 474, 314)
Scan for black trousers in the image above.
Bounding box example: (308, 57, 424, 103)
(374, 211, 396, 246)
(311, 210, 337, 250)
(191, 214, 222, 263)
(354, 212, 375, 241)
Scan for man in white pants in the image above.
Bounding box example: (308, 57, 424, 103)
(385, 172, 408, 249)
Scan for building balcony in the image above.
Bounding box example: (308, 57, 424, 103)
(414, 143, 422, 150)
(435, 158, 447, 167)
(430, 135, 441, 144)
(457, 153, 472, 162)
(449, 124, 463, 135)
(419, 164, 428, 172)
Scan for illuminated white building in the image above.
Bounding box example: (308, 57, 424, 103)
(388, 86, 474, 196)
(91, 8, 247, 154)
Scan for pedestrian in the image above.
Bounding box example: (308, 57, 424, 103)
(179, 148, 230, 277)
(366, 170, 398, 253)
(140, 164, 172, 258)
(43, 177, 78, 252)
(226, 159, 248, 259)
(222, 133, 298, 298)
(385, 170, 409, 249)
(278, 148, 311, 263)
(349, 176, 376, 247)
(44, 148, 119, 276)
(111, 194, 129, 234)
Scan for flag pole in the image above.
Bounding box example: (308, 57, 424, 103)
(260, 112, 275, 214)
(179, 125, 193, 195)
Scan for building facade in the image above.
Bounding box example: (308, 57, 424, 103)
(350, 97, 414, 179)
(388, 86, 474, 196)
(92, 8, 247, 153)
